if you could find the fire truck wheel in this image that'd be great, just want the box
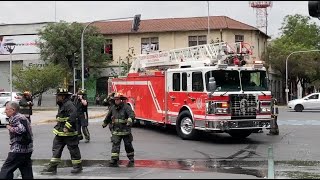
[228,129,253,139]
[176,110,197,140]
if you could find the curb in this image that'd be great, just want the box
[35,113,107,125]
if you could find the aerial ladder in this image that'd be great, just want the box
[129,42,253,73]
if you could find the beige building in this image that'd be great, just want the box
[94,16,269,68]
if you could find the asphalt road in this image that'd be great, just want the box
[1,107,320,178]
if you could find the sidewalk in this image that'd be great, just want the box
[31,106,107,125]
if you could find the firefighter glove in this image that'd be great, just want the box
[102,123,108,128]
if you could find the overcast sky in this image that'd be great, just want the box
[0,1,315,39]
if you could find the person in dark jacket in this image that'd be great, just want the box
[19,91,33,123]
[73,89,90,143]
[40,88,82,175]
[102,92,135,167]
[0,101,33,179]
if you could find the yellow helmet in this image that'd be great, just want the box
[23,91,31,96]
[78,89,87,95]
[54,88,72,95]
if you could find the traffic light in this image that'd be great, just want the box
[132,14,141,32]
[309,1,320,18]
[74,53,79,66]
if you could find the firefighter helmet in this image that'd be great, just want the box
[78,89,87,95]
[54,88,72,95]
[23,91,31,96]
[113,92,127,100]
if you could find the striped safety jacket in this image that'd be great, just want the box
[103,102,135,136]
[53,99,78,136]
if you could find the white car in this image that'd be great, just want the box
[0,92,22,106]
[288,93,320,112]
[0,106,9,126]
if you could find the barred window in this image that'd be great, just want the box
[141,37,159,54]
[235,35,244,42]
[188,35,207,47]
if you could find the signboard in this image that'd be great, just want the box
[0,35,40,54]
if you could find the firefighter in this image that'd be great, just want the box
[102,92,135,167]
[268,98,279,135]
[19,91,33,123]
[40,88,82,175]
[73,89,90,143]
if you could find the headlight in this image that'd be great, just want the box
[260,107,271,113]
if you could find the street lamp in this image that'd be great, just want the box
[285,50,320,104]
[80,14,141,90]
[207,1,210,43]
[4,42,16,101]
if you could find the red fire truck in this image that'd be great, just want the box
[108,42,278,139]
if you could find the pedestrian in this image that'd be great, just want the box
[19,91,33,123]
[0,101,33,179]
[95,94,101,106]
[102,92,135,167]
[267,98,279,135]
[40,88,82,175]
[73,89,90,143]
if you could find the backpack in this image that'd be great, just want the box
[18,119,33,145]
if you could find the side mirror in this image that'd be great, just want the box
[208,77,216,92]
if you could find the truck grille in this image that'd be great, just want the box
[230,94,257,118]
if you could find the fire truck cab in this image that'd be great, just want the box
[109,42,278,140]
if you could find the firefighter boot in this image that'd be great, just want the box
[40,164,57,175]
[109,159,119,167]
[126,159,135,167]
[71,164,83,174]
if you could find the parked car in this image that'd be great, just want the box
[0,104,9,126]
[287,93,320,112]
[0,92,22,106]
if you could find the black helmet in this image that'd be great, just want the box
[54,88,72,95]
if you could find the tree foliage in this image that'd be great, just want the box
[265,14,320,94]
[12,63,65,98]
[37,21,110,76]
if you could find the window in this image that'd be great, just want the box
[182,72,188,91]
[188,35,207,47]
[173,73,180,91]
[141,37,159,54]
[235,35,244,43]
[103,39,113,59]
[192,72,204,91]
[308,94,319,99]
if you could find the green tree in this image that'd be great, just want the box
[265,14,320,99]
[12,63,65,98]
[37,21,110,80]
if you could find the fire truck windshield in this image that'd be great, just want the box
[240,70,268,91]
[205,70,241,92]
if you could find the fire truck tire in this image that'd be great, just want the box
[294,104,304,112]
[228,130,253,139]
[176,110,197,140]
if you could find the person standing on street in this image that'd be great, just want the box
[73,89,90,143]
[40,88,82,175]
[19,91,33,123]
[0,101,33,179]
[102,92,135,167]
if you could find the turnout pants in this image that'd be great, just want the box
[48,136,82,167]
[77,114,90,140]
[0,152,33,179]
[111,134,134,161]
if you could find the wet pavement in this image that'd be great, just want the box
[1,107,320,178]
